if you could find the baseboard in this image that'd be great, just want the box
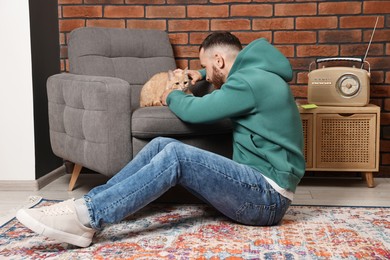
[0,166,66,191]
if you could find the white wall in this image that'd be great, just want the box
[0,1,36,180]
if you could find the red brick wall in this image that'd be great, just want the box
[58,0,390,174]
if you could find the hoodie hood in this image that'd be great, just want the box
[229,38,293,82]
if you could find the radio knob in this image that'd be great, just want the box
[336,74,360,97]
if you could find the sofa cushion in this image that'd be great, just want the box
[132,107,232,139]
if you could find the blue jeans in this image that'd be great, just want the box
[84,137,291,230]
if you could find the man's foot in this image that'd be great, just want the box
[16,198,95,247]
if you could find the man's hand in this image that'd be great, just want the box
[160,88,174,106]
[174,68,202,85]
[187,70,202,85]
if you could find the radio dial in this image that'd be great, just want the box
[336,74,360,97]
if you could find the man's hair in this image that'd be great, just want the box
[200,31,242,52]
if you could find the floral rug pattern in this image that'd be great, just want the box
[0,200,389,259]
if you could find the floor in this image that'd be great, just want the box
[1,173,389,219]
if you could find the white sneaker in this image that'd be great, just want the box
[16,199,95,247]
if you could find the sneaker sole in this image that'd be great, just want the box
[16,209,92,247]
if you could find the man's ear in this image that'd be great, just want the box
[214,53,225,69]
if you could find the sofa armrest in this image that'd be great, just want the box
[47,73,132,176]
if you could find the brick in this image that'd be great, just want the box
[381,112,390,126]
[211,0,249,3]
[168,20,209,32]
[383,124,390,140]
[86,19,125,28]
[319,30,361,43]
[175,59,189,70]
[60,46,68,59]
[169,0,206,3]
[126,0,164,3]
[387,44,390,55]
[385,98,390,111]
[296,17,338,29]
[275,3,316,16]
[58,0,82,4]
[370,98,382,108]
[370,71,384,84]
[364,1,390,14]
[146,6,185,18]
[274,31,316,44]
[387,72,390,83]
[297,72,308,84]
[230,4,272,17]
[211,19,250,31]
[366,57,390,70]
[188,5,229,18]
[289,58,312,71]
[104,6,144,18]
[127,20,166,30]
[85,0,124,3]
[59,19,85,32]
[173,46,200,58]
[319,2,361,15]
[296,45,339,57]
[380,140,390,152]
[253,18,294,30]
[63,6,102,18]
[233,32,272,44]
[341,44,383,57]
[190,32,211,44]
[290,85,307,98]
[364,29,390,42]
[341,16,384,29]
[381,153,390,164]
[60,59,66,72]
[189,59,202,70]
[275,45,295,58]
[168,33,188,44]
[371,85,390,98]
[59,33,66,45]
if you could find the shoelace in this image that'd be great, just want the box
[42,204,74,216]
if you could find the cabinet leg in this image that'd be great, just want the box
[362,172,375,188]
[68,164,82,191]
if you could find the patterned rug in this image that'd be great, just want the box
[0,200,389,259]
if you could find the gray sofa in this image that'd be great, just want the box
[47,27,232,190]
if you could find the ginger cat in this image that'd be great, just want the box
[140,68,190,107]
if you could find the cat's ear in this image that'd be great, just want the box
[168,70,174,80]
[184,67,188,74]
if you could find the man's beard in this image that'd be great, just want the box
[211,65,225,89]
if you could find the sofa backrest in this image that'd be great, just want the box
[68,27,176,85]
[68,27,177,109]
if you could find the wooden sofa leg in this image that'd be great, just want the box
[68,164,82,191]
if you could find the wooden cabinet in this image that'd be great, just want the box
[299,104,380,187]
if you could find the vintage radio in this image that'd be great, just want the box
[307,57,371,107]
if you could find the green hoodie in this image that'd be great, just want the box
[167,38,305,193]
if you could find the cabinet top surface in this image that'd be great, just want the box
[298,104,380,114]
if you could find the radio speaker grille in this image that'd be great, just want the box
[316,114,376,169]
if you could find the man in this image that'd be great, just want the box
[16,32,305,248]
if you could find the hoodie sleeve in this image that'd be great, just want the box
[167,74,256,124]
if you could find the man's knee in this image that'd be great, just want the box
[149,137,181,150]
